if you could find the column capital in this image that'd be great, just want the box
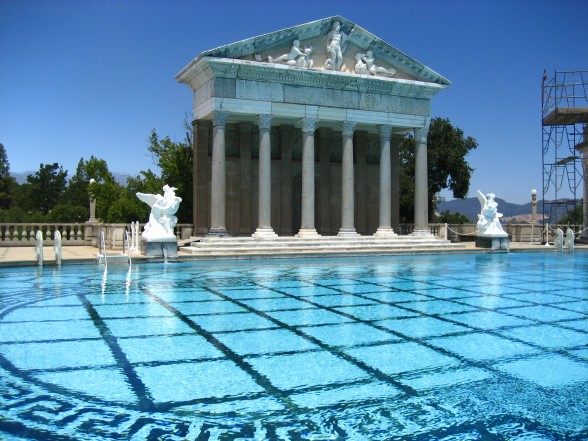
[212,111,229,127]
[341,120,356,137]
[378,124,393,140]
[414,119,430,143]
[258,114,272,131]
[297,117,318,135]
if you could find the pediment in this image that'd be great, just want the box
[183,16,450,86]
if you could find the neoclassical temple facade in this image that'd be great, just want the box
[176,16,450,238]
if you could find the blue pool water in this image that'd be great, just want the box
[0,252,587,440]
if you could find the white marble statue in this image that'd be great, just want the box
[324,21,348,71]
[136,185,182,241]
[354,51,396,77]
[476,190,508,237]
[268,40,313,67]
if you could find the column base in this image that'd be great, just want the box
[252,228,278,239]
[338,228,360,238]
[410,228,434,238]
[373,227,397,237]
[296,228,321,238]
[207,228,230,238]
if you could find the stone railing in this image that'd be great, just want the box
[398,223,445,237]
[442,223,585,243]
[0,222,194,249]
[1,222,582,248]
[0,223,86,247]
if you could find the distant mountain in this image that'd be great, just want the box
[437,197,544,222]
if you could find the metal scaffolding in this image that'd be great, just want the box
[542,69,588,223]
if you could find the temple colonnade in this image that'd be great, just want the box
[192,111,430,238]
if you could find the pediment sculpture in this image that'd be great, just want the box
[324,20,348,71]
[354,51,396,77]
[265,40,313,68]
[254,19,398,79]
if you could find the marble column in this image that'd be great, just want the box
[253,114,278,238]
[391,134,401,233]
[239,123,252,235]
[209,111,229,237]
[412,122,432,236]
[375,124,396,236]
[193,119,211,235]
[576,125,588,240]
[297,117,320,237]
[339,121,359,237]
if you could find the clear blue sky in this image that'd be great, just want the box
[1,0,586,204]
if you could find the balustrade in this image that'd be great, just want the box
[0,223,85,246]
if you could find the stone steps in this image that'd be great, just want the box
[180,235,465,256]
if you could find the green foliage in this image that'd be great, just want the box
[0,143,16,209]
[558,203,584,225]
[436,210,472,224]
[62,156,116,212]
[0,207,29,222]
[399,117,477,222]
[147,127,192,222]
[107,193,150,223]
[47,204,88,223]
[89,179,125,222]
[26,163,68,214]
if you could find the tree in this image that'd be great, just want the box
[105,170,162,223]
[559,203,584,225]
[399,117,478,222]
[62,156,116,216]
[88,179,125,222]
[0,143,16,209]
[146,127,192,223]
[436,210,472,224]
[26,163,68,214]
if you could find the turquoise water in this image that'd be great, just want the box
[0,252,587,440]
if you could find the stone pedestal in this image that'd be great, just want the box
[476,236,510,251]
[141,239,178,258]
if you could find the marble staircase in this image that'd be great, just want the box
[180,235,465,257]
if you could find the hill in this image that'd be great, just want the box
[437,197,544,222]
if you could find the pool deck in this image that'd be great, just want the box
[1,241,586,266]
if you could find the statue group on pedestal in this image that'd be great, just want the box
[136,185,182,241]
[476,190,508,238]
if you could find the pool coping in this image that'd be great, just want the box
[1,242,586,267]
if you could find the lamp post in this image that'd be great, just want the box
[85,179,99,246]
[531,189,537,224]
[530,189,539,244]
[89,179,97,222]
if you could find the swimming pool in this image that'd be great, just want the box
[0,252,587,440]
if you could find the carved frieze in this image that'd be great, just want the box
[284,85,359,109]
[236,80,284,102]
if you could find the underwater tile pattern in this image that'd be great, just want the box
[0,252,587,440]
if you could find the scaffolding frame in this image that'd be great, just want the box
[542,69,588,223]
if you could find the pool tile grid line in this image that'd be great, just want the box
[176,284,422,397]
[75,293,159,412]
[255,277,588,382]
[141,287,303,412]
[208,279,567,394]
[2,262,584,394]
